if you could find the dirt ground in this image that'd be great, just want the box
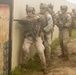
[46,39,76,75]
[25,39,76,75]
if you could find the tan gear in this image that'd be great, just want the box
[60,5,68,11]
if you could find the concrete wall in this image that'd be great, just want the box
[12,0,76,70]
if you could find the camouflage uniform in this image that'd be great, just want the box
[71,9,76,29]
[47,3,57,40]
[56,5,72,60]
[48,3,56,26]
[40,3,53,65]
[67,9,76,36]
[19,5,46,71]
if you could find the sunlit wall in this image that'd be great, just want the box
[12,0,76,70]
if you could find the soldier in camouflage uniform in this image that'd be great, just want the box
[18,5,47,73]
[71,9,76,29]
[47,3,57,40]
[56,5,72,61]
[68,9,76,36]
[39,3,53,66]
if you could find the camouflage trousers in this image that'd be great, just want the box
[43,32,52,66]
[69,27,72,37]
[72,19,76,29]
[59,28,69,56]
[21,36,46,69]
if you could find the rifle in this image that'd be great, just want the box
[14,19,22,21]
[29,21,37,41]
[14,19,38,41]
[58,14,63,29]
[14,19,29,25]
[58,14,65,28]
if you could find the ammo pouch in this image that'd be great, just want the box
[24,32,32,38]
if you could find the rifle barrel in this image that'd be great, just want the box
[13,19,22,21]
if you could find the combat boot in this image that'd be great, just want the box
[41,67,51,74]
[58,54,65,58]
[62,55,69,61]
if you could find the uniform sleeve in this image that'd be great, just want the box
[44,14,53,32]
[18,17,28,25]
[55,14,59,27]
[64,14,72,27]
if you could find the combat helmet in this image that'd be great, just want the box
[40,3,47,9]
[60,5,68,11]
[48,3,54,9]
[26,5,35,14]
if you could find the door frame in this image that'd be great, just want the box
[0,0,13,75]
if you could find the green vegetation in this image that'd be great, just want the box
[11,55,42,75]
[70,29,76,40]
[11,29,76,75]
[11,67,24,75]
[51,38,59,54]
